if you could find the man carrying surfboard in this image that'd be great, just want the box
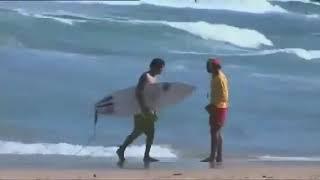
[201,58,229,163]
[116,58,165,163]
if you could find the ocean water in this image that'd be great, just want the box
[0,0,320,165]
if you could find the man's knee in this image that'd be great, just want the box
[146,136,154,145]
[146,129,154,137]
[128,130,141,139]
[210,125,222,136]
[145,129,154,144]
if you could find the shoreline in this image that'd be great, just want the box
[1,154,320,168]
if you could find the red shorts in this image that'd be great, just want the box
[209,107,228,127]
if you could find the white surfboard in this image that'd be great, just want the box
[95,82,195,120]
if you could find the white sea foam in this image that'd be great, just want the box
[0,140,177,158]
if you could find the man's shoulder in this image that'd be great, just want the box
[219,71,228,80]
[213,71,228,84]
[137,72,149,86]
[139,72,148,80]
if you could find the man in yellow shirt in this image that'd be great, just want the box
[201,58,229,163]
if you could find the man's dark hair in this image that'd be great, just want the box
[150,58,165,68]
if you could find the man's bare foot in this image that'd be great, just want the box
[143,156,159,162]
[201,156,215,162]
[116,148,125,162]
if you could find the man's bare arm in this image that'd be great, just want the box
[136,74,149,113]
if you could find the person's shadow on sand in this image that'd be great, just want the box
[117,160,125,168]
[143,161,151,169]
[209,161,223,169]
[116,160,151,169]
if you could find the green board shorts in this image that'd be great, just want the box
[134,112,158,131]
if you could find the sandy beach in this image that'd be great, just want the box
[0,164,320,180]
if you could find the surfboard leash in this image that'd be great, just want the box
[72,110,98,157]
